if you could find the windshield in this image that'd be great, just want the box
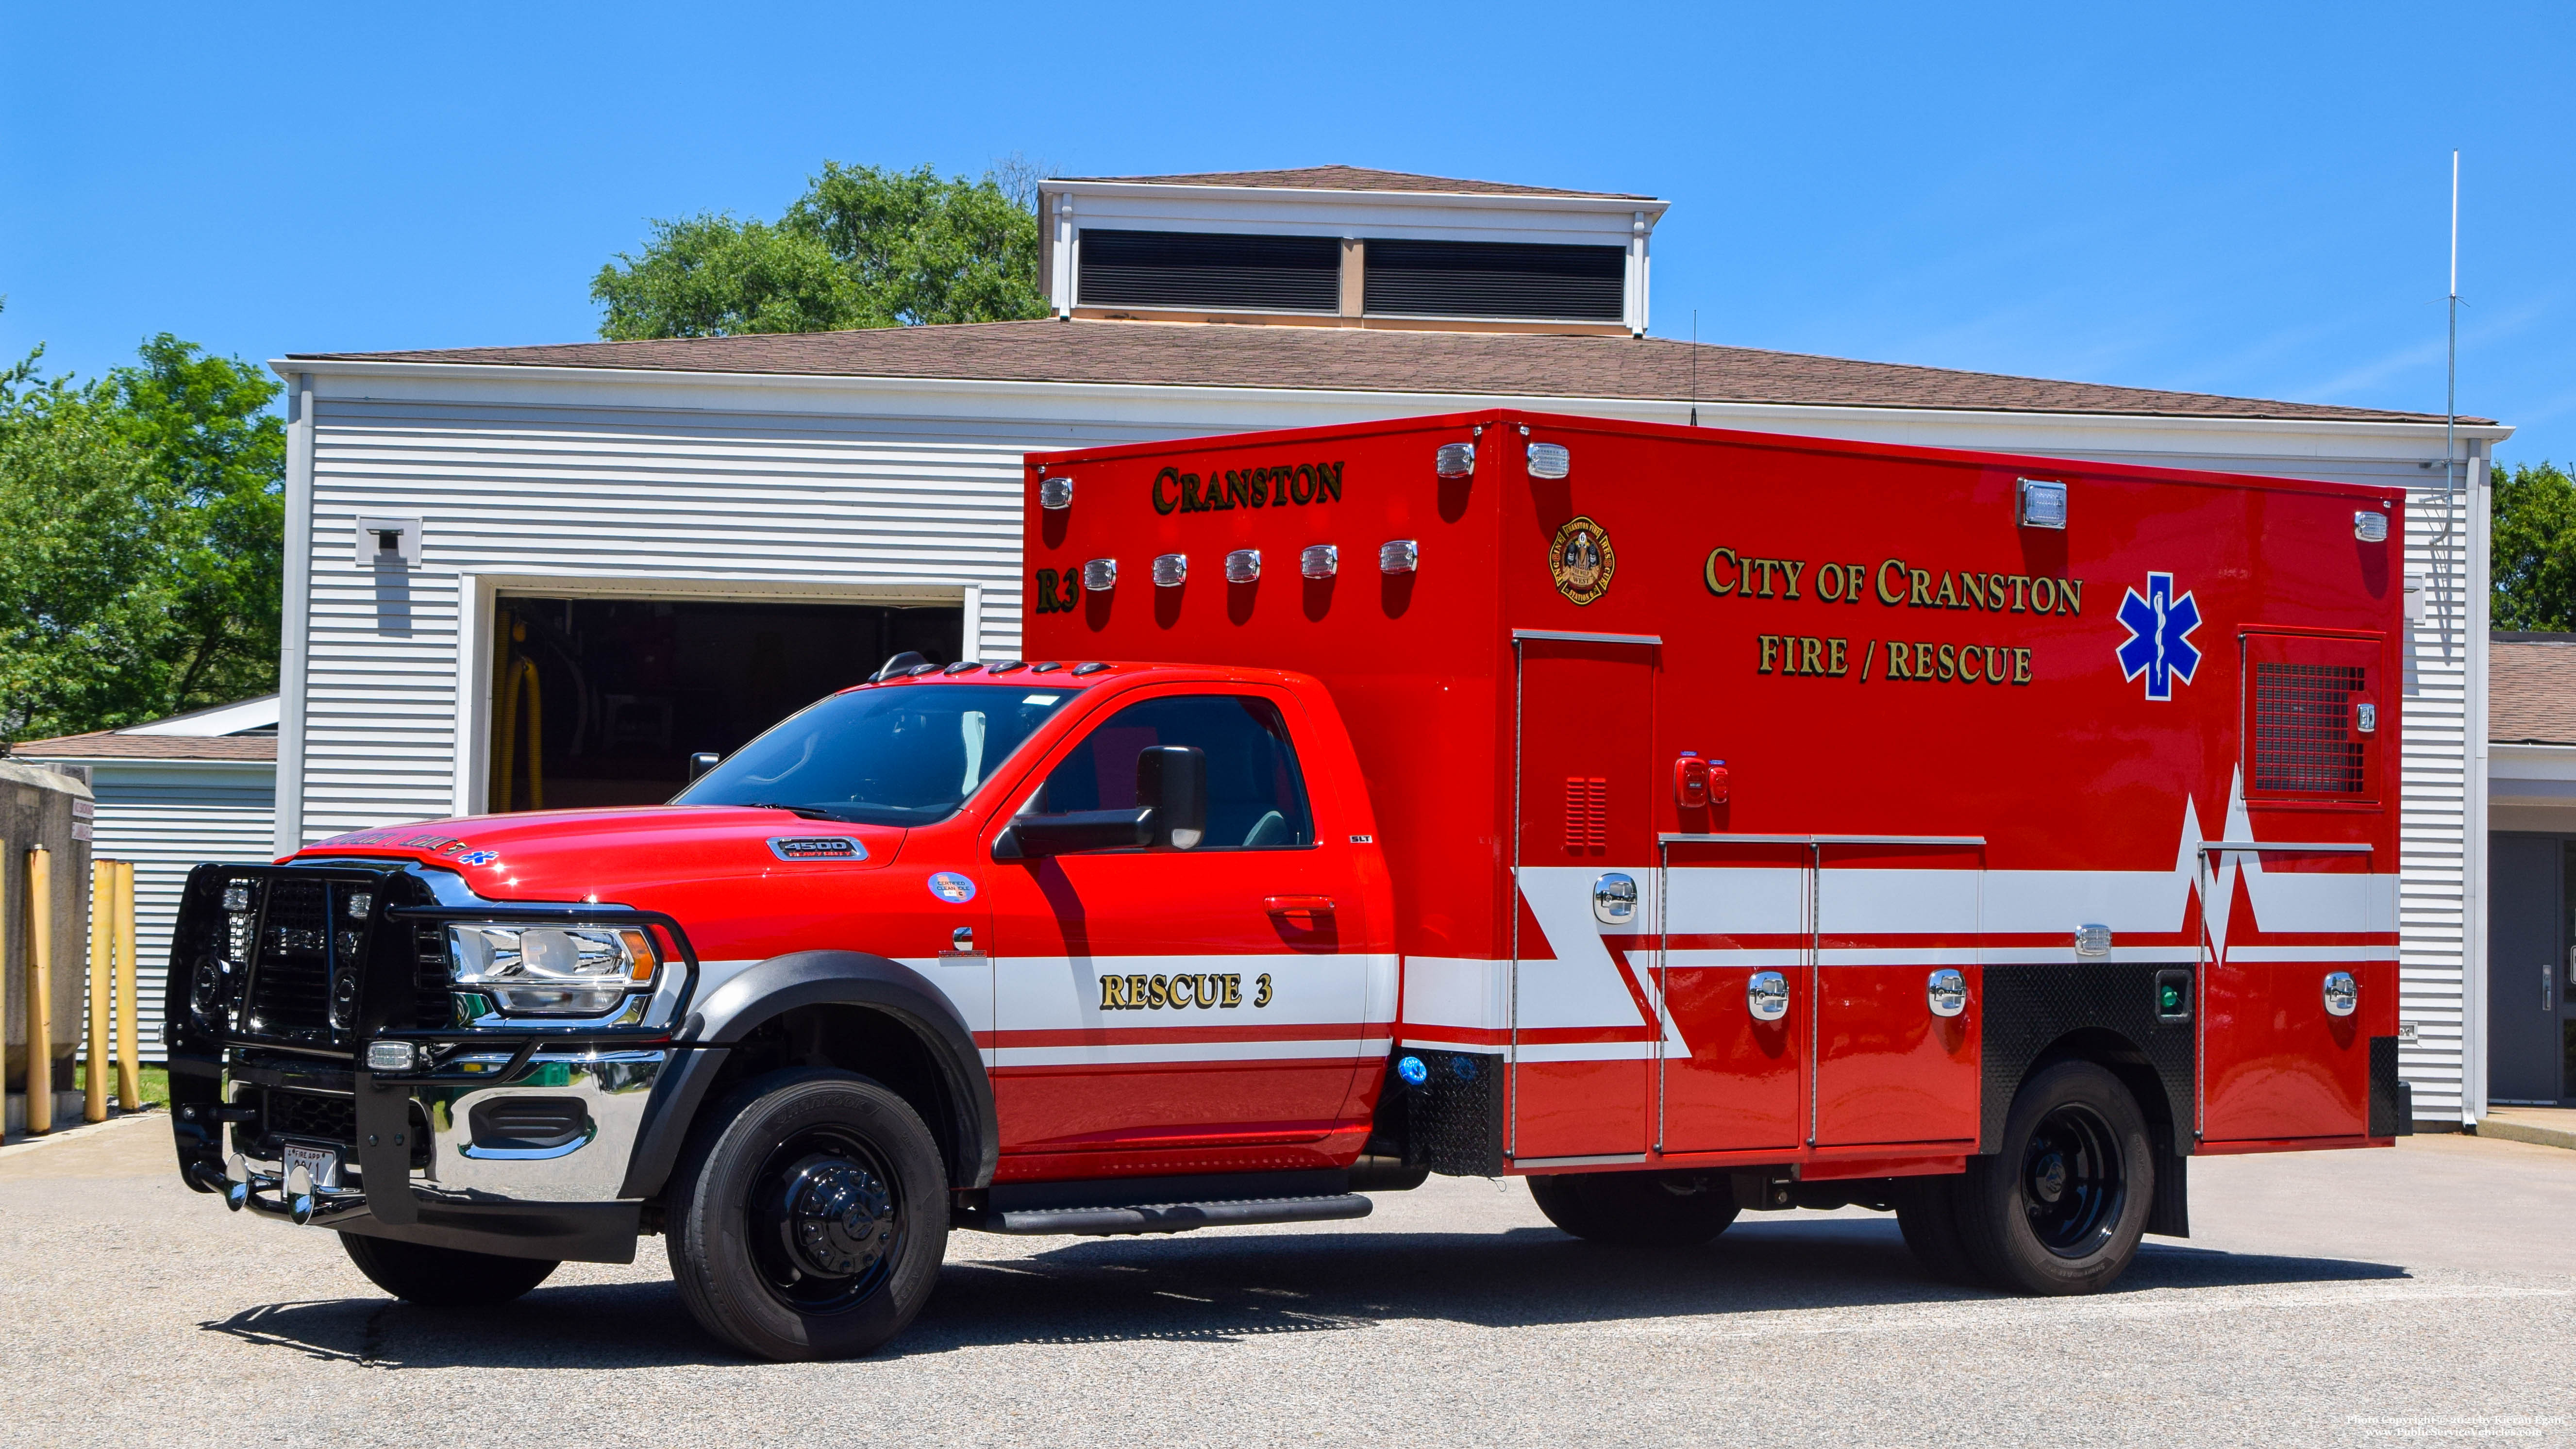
[672,683,1075,827]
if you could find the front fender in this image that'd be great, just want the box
[618,950,996,1197]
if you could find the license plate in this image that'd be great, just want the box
[282,1142,342,1192]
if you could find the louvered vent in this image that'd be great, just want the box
[2252,663,2367,795]
[1364,239,1624,321]
[1564,777,1608,852]
[1079,230,1339,313]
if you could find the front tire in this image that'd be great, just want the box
[339,1233,558,1306]
[1954,1061,2155,1295]
[1529,1170,1740,1247]
[665,1069,948,1361]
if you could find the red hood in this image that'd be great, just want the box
[295,805,905,903]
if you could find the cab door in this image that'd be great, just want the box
[1509,632,1658,1162]
[985,686,1370,1159]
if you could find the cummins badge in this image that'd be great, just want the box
[1550,516,1616,605]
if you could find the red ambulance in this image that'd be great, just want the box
[165,410,2408,1360]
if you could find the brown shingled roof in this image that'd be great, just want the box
[1058,166,1655,200]
[2493,635,2576,746]
[7,731,276,762]
[294,319,2471,425]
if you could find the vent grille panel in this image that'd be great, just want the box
[1079,230,1339,313]
[1564,777,1608,853]
[1364,239,1624,321]
[2252,662,2366,796]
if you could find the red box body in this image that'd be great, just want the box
[1026,409,2404,1171]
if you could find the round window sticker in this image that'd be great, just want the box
[927,872,977,904]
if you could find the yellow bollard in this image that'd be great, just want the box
[114,860,138,1111]
[26,847,51,1135]
[84,862,109,1122]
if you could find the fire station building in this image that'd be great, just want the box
[259,166,2505,1127]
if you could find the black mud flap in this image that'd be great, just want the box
[2369,1035,2412,1137]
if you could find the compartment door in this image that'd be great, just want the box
[1812,842,1982,1147]
[1658,838,1808,1153]
[1509,632,1659,1163]
[2202,631,2388,1142]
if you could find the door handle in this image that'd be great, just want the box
[1264,896,1335,927]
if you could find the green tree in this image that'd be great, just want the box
[0,326,283,742]
[592,160,1048,339]
[2492,460,2576,632]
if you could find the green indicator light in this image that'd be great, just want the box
[2159,983,2184,1012]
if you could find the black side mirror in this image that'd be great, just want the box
[1136,746,1206,850]
[686,751,720,782]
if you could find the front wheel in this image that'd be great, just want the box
[1953,1061,2155,1295]
[340,1233,557,1306]
[1529,1170,1740,1247]
[665,1069,948,1361]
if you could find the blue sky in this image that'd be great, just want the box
[4,2,2566,462]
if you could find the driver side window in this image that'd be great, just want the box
[1039,694,1315,850]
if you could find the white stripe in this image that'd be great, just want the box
[2222,946,2401,963]
[994,1036,1379,1068]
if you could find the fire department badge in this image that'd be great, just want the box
[1549,516,1616,605]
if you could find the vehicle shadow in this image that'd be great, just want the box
[196,1215,2408,1371]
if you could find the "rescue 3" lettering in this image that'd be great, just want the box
[1099,972,1274,1010]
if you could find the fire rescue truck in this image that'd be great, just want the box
[164,410,2409,1361]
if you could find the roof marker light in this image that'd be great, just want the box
[1436,443,1476,479]
[1030,662,1063,673]
[1225,549,1261,583]
[1301,544,1338,579]
[1380,539,1420,575]
[1039,475,1073,510]
[2017,479,2068,530]
[1082,558,1118,592]
[2354,510,2389,543]
[1152,553,1188,587]
[987,661,1028,674]
[1072,662,1110,676]
[1526,442,1570,480]
[941,661,981,675]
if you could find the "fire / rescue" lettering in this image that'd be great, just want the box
[1098,972,1275,1010]
[1153,462,1344,516]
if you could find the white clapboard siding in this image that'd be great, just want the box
[79,764,277,1063]
[285,369,2485,1117]
[298,399,1209,843]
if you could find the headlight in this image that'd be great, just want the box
[445,924,659,1016]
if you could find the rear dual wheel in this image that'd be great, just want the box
[1897,1061,2155,1295]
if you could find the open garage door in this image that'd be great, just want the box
[486,595,962,813]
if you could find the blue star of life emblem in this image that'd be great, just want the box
[2115,571,2202,701]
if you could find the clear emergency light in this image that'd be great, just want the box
[1083,558,1118,591]
[1526,442,1571,479]
[1380,540,1420,574]
[1300,544,1338,579]
[1225,549,1261,583]
[1436,443,1476,479]
[1152,553,1188,587]
[2354,510,2389,542]
[1038,474,1073,510]
[2017,479,2068,530]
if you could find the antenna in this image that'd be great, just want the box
[2441,150,2460,661]
[1690,309,1700,427]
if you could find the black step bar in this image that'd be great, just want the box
[985,1193,1372,1237]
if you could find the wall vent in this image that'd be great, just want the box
[1364,239,1624,321]
[1564,777,1608,852]
[1078,230,1339,313]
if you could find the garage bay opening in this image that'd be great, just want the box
[486,596,963,812]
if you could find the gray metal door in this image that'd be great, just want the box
[2487,834,2564,1105]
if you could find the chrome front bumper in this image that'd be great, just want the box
[229,1048,667,1216]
